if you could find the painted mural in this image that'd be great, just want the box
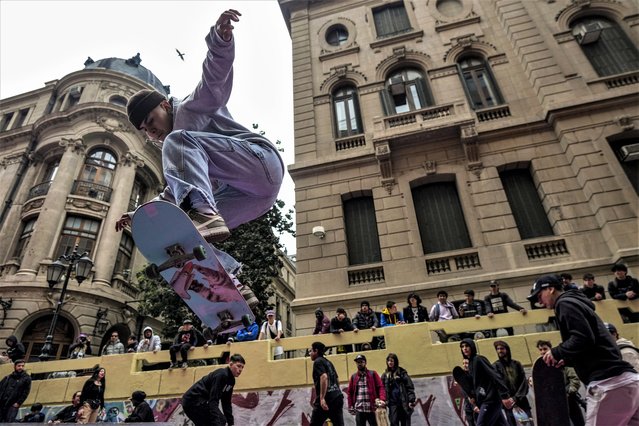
[17,373,546,425]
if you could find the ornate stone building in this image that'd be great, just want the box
[0,54,167,359]
[279,0,639,334]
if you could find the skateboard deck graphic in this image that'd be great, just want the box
[532,357,569,426]
[132,200,254,334]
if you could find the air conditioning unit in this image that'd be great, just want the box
[576,22,603,45]
[68,86,83,99]
[389,82,405,96]
[620,143,639,162]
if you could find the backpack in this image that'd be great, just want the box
[263,320,284,339]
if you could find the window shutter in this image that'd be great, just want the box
[500,169,553,239]
[344,197,382,265]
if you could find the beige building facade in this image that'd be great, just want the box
[279,0,639,333]
[0,55,168,359]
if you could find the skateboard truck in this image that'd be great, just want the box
[145,244,207,279]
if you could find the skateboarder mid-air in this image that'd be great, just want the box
[115,8,284,278]
[528,274,639,425]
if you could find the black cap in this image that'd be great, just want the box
[126,89,165,129]
[354,354,366,362]
[611,263,628,272]
[527,275,562,302]
[464,289,475,296]
[489,280,498,287]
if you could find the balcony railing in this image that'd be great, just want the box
[475,104,511,122]
[335,134,366,151]
[347,265,385,286]
[425,250,482,275]
[71,180,112,203]
[27,181,52,200]
[524,239,569,260]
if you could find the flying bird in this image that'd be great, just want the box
[176,48,185,61]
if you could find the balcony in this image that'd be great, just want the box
[26,181,52,200]
[425,250,481,275]
[71,180,112,202]
[372,101,473,142]
[347,265,385,286]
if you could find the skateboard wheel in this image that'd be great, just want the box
[241,314,252,328]
[145,263,160,279]
[193,245,206,261]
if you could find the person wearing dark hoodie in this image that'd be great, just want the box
[459,339,512,426]
[528,274,639,425]
[313,308,331,335]
[124,390,154,422]
[0,359,31,422]
[491,341,532,425]
[5,335,26,362]
[381,353,416,426]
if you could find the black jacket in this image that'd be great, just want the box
[125,400,154,422]
[492,341,530,410]
[51,404,81,423]
[0,369,31,407]
[608,275,639,300]
[330,316,354,333]
[381,361,416,413]
[182,366,236,425]
[402,305,429,323]
[81,378,105,409]
[352,310,379,329]
[483,292,523,314]
[5,335,26,362]
[460,339,510,406]
[550,289,636,384]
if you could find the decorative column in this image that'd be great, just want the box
[91,151,144,286]
[18,139,86,275]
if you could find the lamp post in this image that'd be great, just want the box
[39,245,93,361]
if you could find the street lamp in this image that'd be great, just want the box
[39,245,93,361]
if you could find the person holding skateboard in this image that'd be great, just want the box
[528,274,639,425]
[116,8,284,277]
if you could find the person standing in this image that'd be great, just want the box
[347,354,386,425]
[309,341,344,426]
[528,274,639,425]
[0,359,32,423]
[136,326,162,353]
[48,390,82,423]
[116,8,284,285]
[78,367,106,424]
[259,309,284,360]
[491,341,532,425]
[124,390,154,423]
[459,339,512,426]
[535,340,585,426]
[483,280,527,336]
[381,353,416,426]
[182,354,245,426]
[101,331,125,356]
[608,263,639,301]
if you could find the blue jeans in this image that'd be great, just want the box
[162,130,284,273]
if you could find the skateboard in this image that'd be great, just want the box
[375,399,390,426]
[132,200,254,334]
[452,366,474,397]
[512,406,534,425]
[532,357,569,426]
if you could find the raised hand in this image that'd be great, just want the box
[115,212,132,231]
[216,9,241,42]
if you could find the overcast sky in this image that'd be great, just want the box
[0,0,297,254]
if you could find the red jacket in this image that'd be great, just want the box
[347,369,386,410]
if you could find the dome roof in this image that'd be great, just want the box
[84,53,170,95]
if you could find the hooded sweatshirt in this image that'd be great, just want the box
[550,289,636,384]
[491,341,530,409]
[136,326,162,353]
[5,335,25,362]
[460,338,510,406]
[381,354,416,412]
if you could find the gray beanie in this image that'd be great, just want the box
[126,89,165,129]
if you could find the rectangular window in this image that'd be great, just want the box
[55,216,100,259]
[373,2,411,38]
[14,218,37,260]
[0,112,14,131]
[113,233,134,276]
[344,196,382,265]
[13,108,30,128]
[413,181,471,254]
[500,169,553,239]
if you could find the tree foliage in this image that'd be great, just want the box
[137,125,294,338]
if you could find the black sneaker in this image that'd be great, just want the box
[188,210,230,243]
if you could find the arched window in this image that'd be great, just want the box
[571,17,639,77]
[380,68,433,115]
[333,86,363,138]
[458,56,503,109]
[326,25,349,46]
[109,95,128,107]
[81,149,117,187]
